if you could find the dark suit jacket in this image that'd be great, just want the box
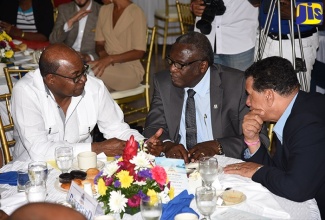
[49,0,101,59]
[0,0,54,39]
[248,91,325,218]
[143,64,269,159]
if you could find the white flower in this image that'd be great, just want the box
[130,151,152,170]
[109,190,128,213]
[103,160,119,177]
[159,187,171,204]
[134,181,147,186]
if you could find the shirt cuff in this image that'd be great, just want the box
[243,147,258,159]
[63,22,72,32]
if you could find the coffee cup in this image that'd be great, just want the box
[77,151,97,170]
[174,213,199,220]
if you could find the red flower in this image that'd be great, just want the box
[123,135,138,162]
[151,166,167,185]
[127,194,141,208]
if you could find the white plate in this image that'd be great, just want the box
[54,178,68,193]
[71,160,105,171]
[217,190,246,207]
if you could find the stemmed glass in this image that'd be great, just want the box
[140,194,162,220]
[195,186,217,220]
[55,146,73,173]
[198,157,218,189]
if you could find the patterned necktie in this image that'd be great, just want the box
[185,89,197,149]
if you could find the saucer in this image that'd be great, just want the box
[71,160,105,171]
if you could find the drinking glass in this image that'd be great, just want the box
[140,194,162,220]
[25,180,47,202]
[28,161,48,184]
[195,186,217,220]
[198,157,218,189]
[55,146,73,173]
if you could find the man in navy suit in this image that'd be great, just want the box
[224,56,325,218]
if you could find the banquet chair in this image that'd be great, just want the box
[110,26,156,125]
[176,1,195,35]
[0,68,29,164]
[154,0,182,59]
[268,122,275,152]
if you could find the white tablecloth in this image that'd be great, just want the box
[0,156,321,220]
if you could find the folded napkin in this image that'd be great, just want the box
[0,192,27,215]
[219,175,290,219]
[0,171,18,186]
[161,190,198,220]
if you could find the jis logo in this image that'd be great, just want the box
[296,3,323,25]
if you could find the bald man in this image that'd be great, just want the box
[11,43,162,161]
[8,202,86,220]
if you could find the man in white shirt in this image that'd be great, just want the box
[11,43,160,161]
[191,0,258,71]
[49,0,101,62]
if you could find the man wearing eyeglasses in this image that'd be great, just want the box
[11,43,160,161]
[143,32,269,163]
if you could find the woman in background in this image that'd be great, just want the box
[0,0,54,41]
[89,0,147,91]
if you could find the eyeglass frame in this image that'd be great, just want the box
[49,64,89,83]
[166,55,203,70]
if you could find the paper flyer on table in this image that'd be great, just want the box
[155,157,188,196]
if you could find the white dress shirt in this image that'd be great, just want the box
[194,0,258,54]
[11,69,143,161]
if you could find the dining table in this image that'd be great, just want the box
[0,155,321,220]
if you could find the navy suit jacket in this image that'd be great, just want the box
[248,91,325,218]
[143,64,269,159]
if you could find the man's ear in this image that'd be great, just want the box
[199,61,209,74]
[43,74,54,85]
[265,89,274,106]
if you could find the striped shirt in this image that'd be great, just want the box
[16,7,37,33]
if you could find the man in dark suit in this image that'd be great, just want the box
[224,56,325,218]
[49,0,101,62]
[143,32,269,163]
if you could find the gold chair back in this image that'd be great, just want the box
[112,26,156,124]
[0,67,29,164]
[154,0,182,59]
[268,122,275,152]
[176,1,195,34]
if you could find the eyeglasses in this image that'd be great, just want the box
[50,64,89,83]
[166,55,202,70]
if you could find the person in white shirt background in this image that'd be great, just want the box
[49,0,101,62]
[191,0,258,71]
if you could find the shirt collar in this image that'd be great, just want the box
[273,93,298,144]
[185,67,210,96]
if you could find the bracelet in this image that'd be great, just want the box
[21,31,25,38]
[244,139,260,146]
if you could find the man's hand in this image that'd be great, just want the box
[247,0,261,7]
[279,0,296,20]
[188,140,220,162]
[243,109,264,142]
[224,162,263,178]
[146,128,164,156]
[191,0,206,17]
[164,141,190,163]
[92,138,126,156]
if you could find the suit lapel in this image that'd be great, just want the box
[210,65,223,139]
[170,85,184,143]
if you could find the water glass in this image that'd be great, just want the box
[55,146,73,173]
[140,194,162,220]
[17,169,29,192]
[195,186,217,220]
[25,180,47,202]
[28,161,48,184]
[198,157,218,189]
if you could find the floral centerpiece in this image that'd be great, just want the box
[0,30,14,63]
[95,136,174,218]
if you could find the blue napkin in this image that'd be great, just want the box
[161,190,199,220]
[0,171,18,186]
